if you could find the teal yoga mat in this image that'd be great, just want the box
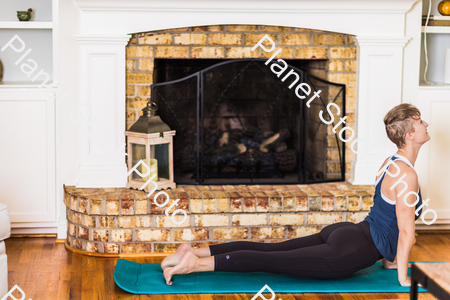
[114,259,437,294]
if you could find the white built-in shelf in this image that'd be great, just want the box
[0,21,53,29]
[421,26,450,33]
[0,81,54,88]
[419,82,450,89]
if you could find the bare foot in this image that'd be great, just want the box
[163,251,199,285]
[382,258,412,269]
[161,243,192,271]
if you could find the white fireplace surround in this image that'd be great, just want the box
[68,0,422,187]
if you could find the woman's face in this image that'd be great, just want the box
[411,117,430,144]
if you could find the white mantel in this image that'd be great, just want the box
[74,0,416,36]
[67,0,422,187]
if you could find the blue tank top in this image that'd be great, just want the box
[364,154,423,262]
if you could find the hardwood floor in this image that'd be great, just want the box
[5,233,450,299]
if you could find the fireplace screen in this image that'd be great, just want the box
[151,59,346,184]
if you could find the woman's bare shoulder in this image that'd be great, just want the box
[375,156,393,181]
[376,156,417,181]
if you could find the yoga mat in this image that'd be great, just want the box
[114,259,439,294]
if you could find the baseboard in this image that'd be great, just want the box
[64,241,172,258]
[416,230,450,234]
[10,233,57,238]
[415,223,450,231]
[57,222,67,239]
[11,227,58,234]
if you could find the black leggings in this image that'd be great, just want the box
[209,221,383,279]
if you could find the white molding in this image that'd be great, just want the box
[354,36,411,47]
[75,35,129,188]
[421,26,450,34]
[349,35,410,185]
[419,83,450,89]
[75,34,132,44]
[74,1,415,36]
[77,164,127,187]
[0,82,56,89]
[0,21,53,29]
[74,0,417,14]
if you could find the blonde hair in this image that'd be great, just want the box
[384,103,421,148]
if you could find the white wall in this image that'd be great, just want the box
[55,0,82,237]
[0,30,53,82]
[58,0,81,187]
[404,0,424,109]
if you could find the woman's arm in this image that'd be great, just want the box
[394,167,419,286]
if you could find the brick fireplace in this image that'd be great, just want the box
[125,25,356,183]
[64,0,417,243]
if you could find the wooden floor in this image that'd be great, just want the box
[5,233,450,300]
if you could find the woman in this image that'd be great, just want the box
[161,103,430,287]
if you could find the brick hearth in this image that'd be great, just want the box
[64,182,374,254]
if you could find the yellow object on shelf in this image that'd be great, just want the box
[141,158,158,182]
[438,0,450,16]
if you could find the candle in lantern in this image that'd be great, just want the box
[141,158,158,182]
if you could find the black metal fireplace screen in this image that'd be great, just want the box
[151,58,346,184]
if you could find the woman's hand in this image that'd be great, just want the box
[399,276,412,286]
[399,276,422,287]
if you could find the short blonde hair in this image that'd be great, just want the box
[384,103,421,148]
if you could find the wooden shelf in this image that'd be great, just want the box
[419,82,450,89]
[0,81,54,88]
[0,21,53,29]
[421,26,450,33]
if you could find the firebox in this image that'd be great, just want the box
[151,58,346,185]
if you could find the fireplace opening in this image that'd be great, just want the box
[151,58,346,185]
[153,59,328,84]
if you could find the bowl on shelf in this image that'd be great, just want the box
[16,8,33,21]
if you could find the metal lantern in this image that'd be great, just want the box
[125,101,176,191]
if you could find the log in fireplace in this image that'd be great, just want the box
[151,58,346,185]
